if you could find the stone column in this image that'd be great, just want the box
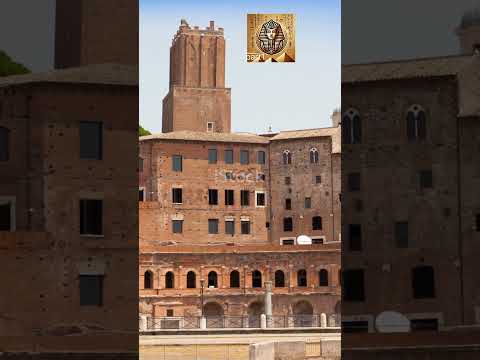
[264,281,273,316]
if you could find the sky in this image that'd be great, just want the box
[140,0,341,134]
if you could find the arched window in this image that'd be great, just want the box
[165,271,175,289]
[187,271,196,288]
[230,270,240,288]
[319,269,329,286]
[274,270,285,288]
[252,270,262,288]
[310,148,319,164]
[297,269,307,287]
[0,127,10,162]
[342,109,361,144]
[407,105,426,141]
[144,270,153,289]
[208,271,218,288]
[282,150,292,165]
[412,265,435,299]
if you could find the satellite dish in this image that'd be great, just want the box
[376,311,410,333]
[296,235,312,245]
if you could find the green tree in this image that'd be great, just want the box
[139,125,151,137]
[0,50,30,77]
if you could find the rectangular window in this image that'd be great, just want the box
[282,239,295,245]
[285,176,291,185]
[225,220,235,235]
[208,149,217,164]
[342,269,365,302]
[312,237,324,245]
[283,217,293,232]
[0,201,12,231]
[305,197,311,209]
[80,121,102,160]
[348,172,361,191]
[225,190,234,205]
[395,221,409,248]
[208,219,219,234]
[285,198,292,210]
[419,170,433,189]
[208,189,218,205]
[172,155,182,172]
[256,192,266,207]
[349,224,362,251]
[79,275,103,306]
[312,216,322,230]
[139,188,145,202]
[80,199,103,235]
[411,319,438,332]
[0,127,9,161]
[172,220,183,233]
[315,175,321,184]
[241,220,251,234]
[240,150,249,165]
[225,149,234,164]
[207,122,214,132]
[172,188,182,204]
[241,190,250,206]
[342,321,369,333]
[257,150,266,164]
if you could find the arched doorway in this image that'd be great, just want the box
[203,302,224,328]
[292,300,314,327]
[247,301,264,328]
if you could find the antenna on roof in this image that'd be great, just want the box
[268,125,272,133]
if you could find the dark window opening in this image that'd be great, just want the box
[172,220,183,234]
[0,127,10,161]
[241,190,250,206]
[240,150,249,164]
[310,149,319,163]
[208,149,217,164]
[166,309,174,317]
[230,270,240,288]
[0,202,12,231]
[297,269,307,287]
[312,216,322,230]
[256,192,265,206]
[412,266,435,299]
[342,269,365,302]
[342,321,369,333]
[285,176,291,185]
[172,188,182,204]
[225,220,235,235]
[80,199,102,235]
[284,217,293,232]
[165,271,175,289]
[80,121,102,160]
[172,155,182,171]
[312,238,324,244]
[208,271,218,288]
[285,198,292,210]
[407,109,427,141]
[241,220,251,234]
[275,270,285,287]
[319,269,329,286]
[282,239,294,245]
[187,271,196,288]
[139,188,145,201]
[208,219,219,234]
[144,271,153,289]
[225,190,234,206]
[315,175,321,184]
[79,275,103,306]
[395,221,409,248]
[252,270,262,288]
[225,149,234,164]
[305,197,311,209]
[411,318,438,332]
[208,189,218,205]
[257,151,266,164]
[283,151,292,165]
[349,224,362,251]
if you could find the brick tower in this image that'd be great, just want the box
[162,20,231,133]
[54,0,139,69]
[456,8,480,55]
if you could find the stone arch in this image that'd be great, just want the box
[144,270,153,289]
[203,301,224,328]
[292,300,314,327]
[252,270,262,288]
[247,301,264,328]
[274,270,285,287]
[186,271,196,288]
[208,271,218,288]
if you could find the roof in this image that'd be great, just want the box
[0,63,138,87]
[342,55,472,83]
[140,130,270,144]
[140,126,342,153]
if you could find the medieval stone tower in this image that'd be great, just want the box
[54,0,139,69]
[162,20,231,133]
[456,8,480,54]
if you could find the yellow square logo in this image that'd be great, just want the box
[247,14,296,62]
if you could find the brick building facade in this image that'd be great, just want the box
[139,20,341,322]
[341,9,480,338]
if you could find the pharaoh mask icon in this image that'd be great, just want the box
[247,14,295,62]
